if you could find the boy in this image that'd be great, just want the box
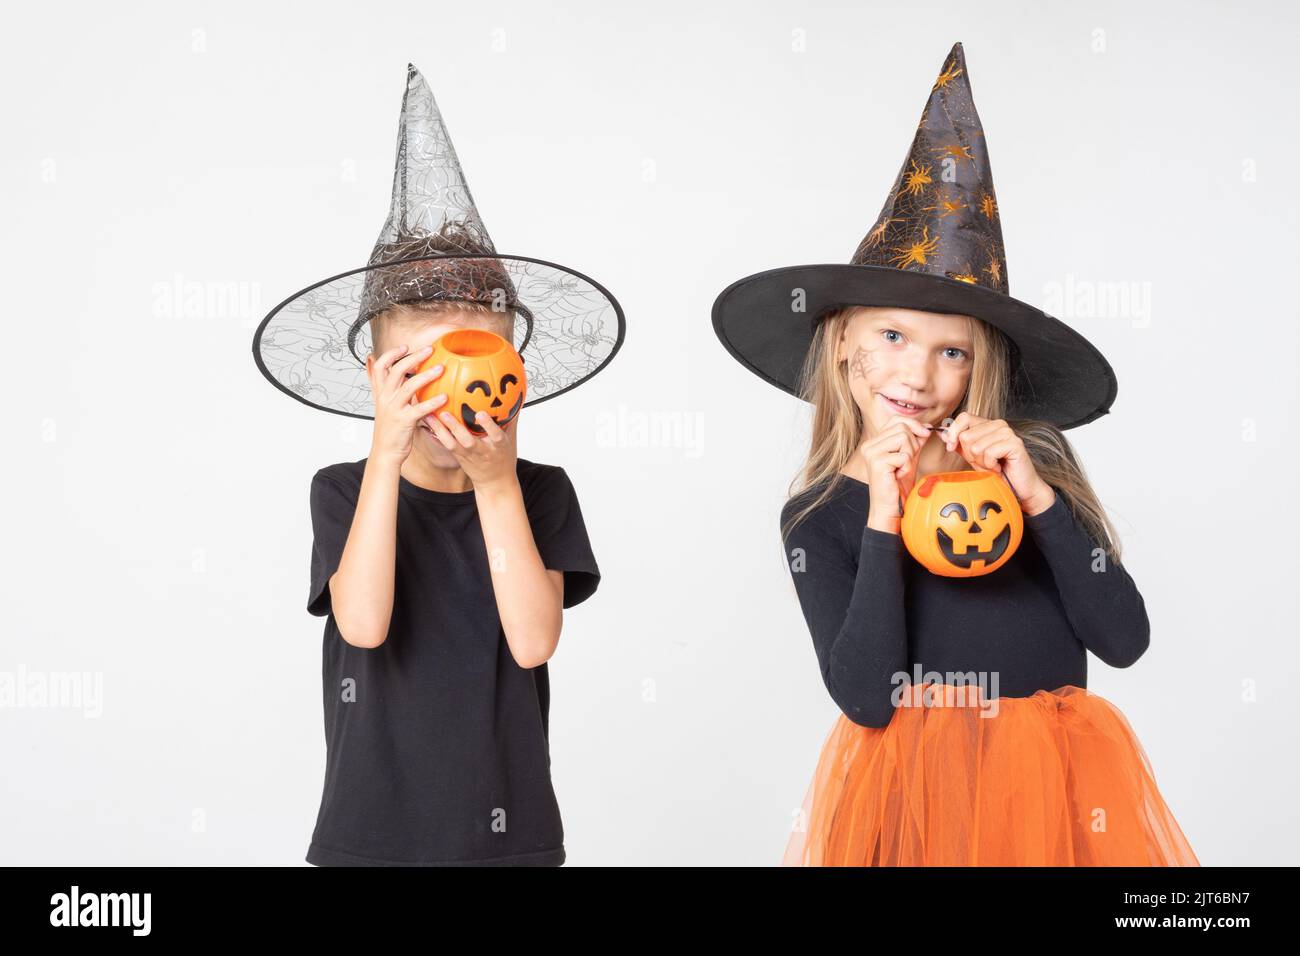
[252,65,625,865]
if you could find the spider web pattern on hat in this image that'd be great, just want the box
[252,63,624,419]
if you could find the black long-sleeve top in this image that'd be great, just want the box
[780,474,1150,728]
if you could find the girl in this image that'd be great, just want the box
[775,303,1198,865]
[711,42,1199,866]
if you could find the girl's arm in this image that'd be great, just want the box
[783,506,909,729]
[1023,490,1150,667]
[938,414,1149,668]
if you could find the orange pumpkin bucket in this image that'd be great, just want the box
[413,329,527,436]
[900,470,1023,577]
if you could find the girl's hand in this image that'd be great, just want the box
[939,412,1056,515]
[425,402,520,491]
[368,344,450,465]
[861,415,933,534]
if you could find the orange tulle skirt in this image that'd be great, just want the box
[783,684,1199,866]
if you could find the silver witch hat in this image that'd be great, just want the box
[253,64,625,419]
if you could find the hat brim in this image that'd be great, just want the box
[253,254,625,420]
[711,264,1116,430]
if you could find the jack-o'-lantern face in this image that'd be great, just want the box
[900,470,1023,577]
[414,328,528,436]
[461,371,523,434]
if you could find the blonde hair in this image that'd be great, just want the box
[780,305,1126,566]
[368,299,516,356]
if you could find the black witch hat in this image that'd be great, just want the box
[711,43,1116,429]
[253,64,626,420]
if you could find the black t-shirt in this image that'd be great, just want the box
[780,474,1150,728]
[304,456,600,866]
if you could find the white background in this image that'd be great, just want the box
[3,0,1297,865]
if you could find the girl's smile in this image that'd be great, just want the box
[878,393,930,417]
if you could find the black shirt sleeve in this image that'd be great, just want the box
[523,466,600,609]
[307,471,359,618]
[781,496,910,729]
[1022,490,1150,668]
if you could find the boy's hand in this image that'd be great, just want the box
[368,344,449,465]
[426,403,519,490]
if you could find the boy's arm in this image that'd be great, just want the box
[327,454,403,649]
[475,474,564,669]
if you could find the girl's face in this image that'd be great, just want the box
[833,305,974,437]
